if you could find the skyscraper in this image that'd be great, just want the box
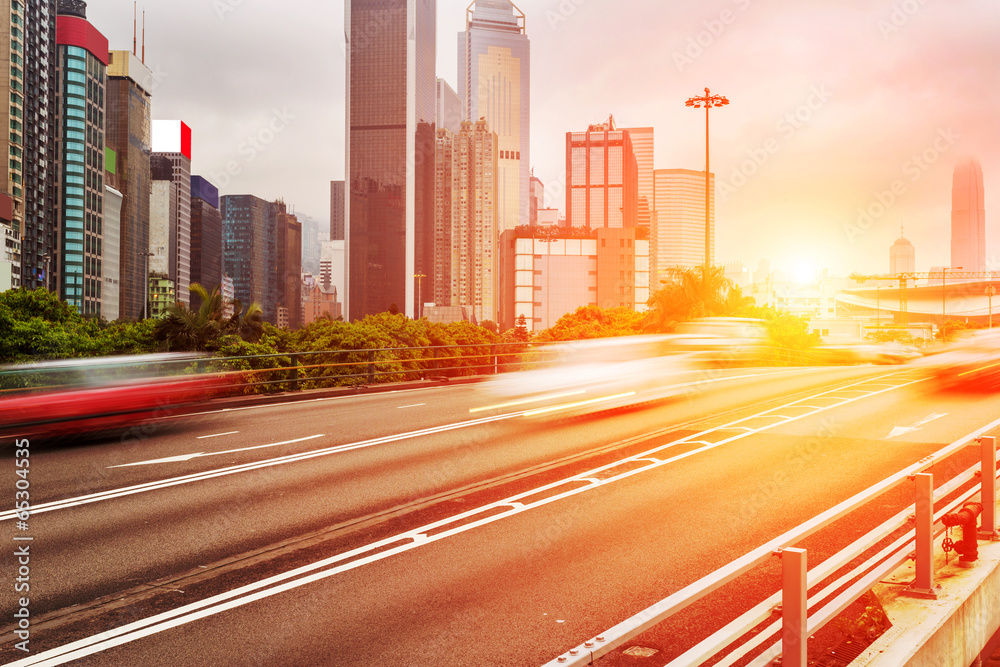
[106,49,152,320]
[951,157,986,271]
[890,229,914,276]
[190,175,223,310]
[152,120,192,306]
[346,0,436,320]
[220,194,279,323]
[434,119,499,323]
[459,0,529,232]
[623,127,654,232]
[276,206,302,329]
[654,168,715,272]
[566,117,639,229]
[54,0,107,317]
[12,0,58,292]
[436,77,461,135]
[529,171,543,227]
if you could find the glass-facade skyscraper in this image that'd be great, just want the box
[951,157,986,272]
[346,0,436,321]
[54,0,107,317]
[459,0,529,233]
[220,194,279,323]
[566,117,639,230]
[654,168,715,272]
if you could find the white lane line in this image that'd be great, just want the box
[4,372,937,667]
[886,413,949,439]
[108,435,326,467]
[397,403,426,409]
[0,414,522,522]
[0,367,820,523]
[196,431,239,440]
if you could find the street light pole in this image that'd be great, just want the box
[686,87,729,271]
[414,273,426,320]
[141,251,154,320]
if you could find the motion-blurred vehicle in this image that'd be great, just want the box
[0,353,233,439]
[475,335,698,418]
[665,317,771,365]
[814,341,922,365]
[914,329,1000,389]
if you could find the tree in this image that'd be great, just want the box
[644,265,747,333]
[534,306,644,342]
[154,283,265,352]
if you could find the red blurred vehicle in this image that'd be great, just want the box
[0,354,233,440]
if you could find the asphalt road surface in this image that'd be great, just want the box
[2,363,998,666]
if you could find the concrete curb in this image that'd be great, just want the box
[857,504,1000,666]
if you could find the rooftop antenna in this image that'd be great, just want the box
[142,9,146,63]
[132,2,137,56]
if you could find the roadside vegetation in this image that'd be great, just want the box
[0,267,817,369]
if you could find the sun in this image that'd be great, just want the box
[792,261,816,284]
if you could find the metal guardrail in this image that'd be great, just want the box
[543,427,1000,666]
[0,341,835,397]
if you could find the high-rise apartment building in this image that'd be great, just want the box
[276,205,302,329]
[434,119,499,323]
[433,128,454,308]
[566,117,639,230]
[106,49,152,320]
[951,157,986,271]
[459,0,529,232]
[346,0,436,320]
[10,0,57,291]
[152,120,192,307]
[190,175,222,309]
[54,0,107,316]
[330,180,344,241]
[653,168,715,272]
[220,194,279,322]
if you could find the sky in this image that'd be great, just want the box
[87,0,1000,279]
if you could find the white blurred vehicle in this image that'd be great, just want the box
[814,341,922,365]
[665,317,771,364]
[474,335,698,418]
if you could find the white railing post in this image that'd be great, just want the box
[980,436,998,540]
[904,473,938,599]
[781,547,808,667]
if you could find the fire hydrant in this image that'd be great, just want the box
[941,502,983,568]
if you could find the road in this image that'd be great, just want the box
[2,363,998,666]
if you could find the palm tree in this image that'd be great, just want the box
[154,284,264,351]
[644,265,739,332]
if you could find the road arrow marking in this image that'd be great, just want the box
[108,435,325,468]
[886,413,948,439]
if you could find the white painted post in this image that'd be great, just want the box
[904,473,938,599]
[782,547,808,667]
[981,436,998,540]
